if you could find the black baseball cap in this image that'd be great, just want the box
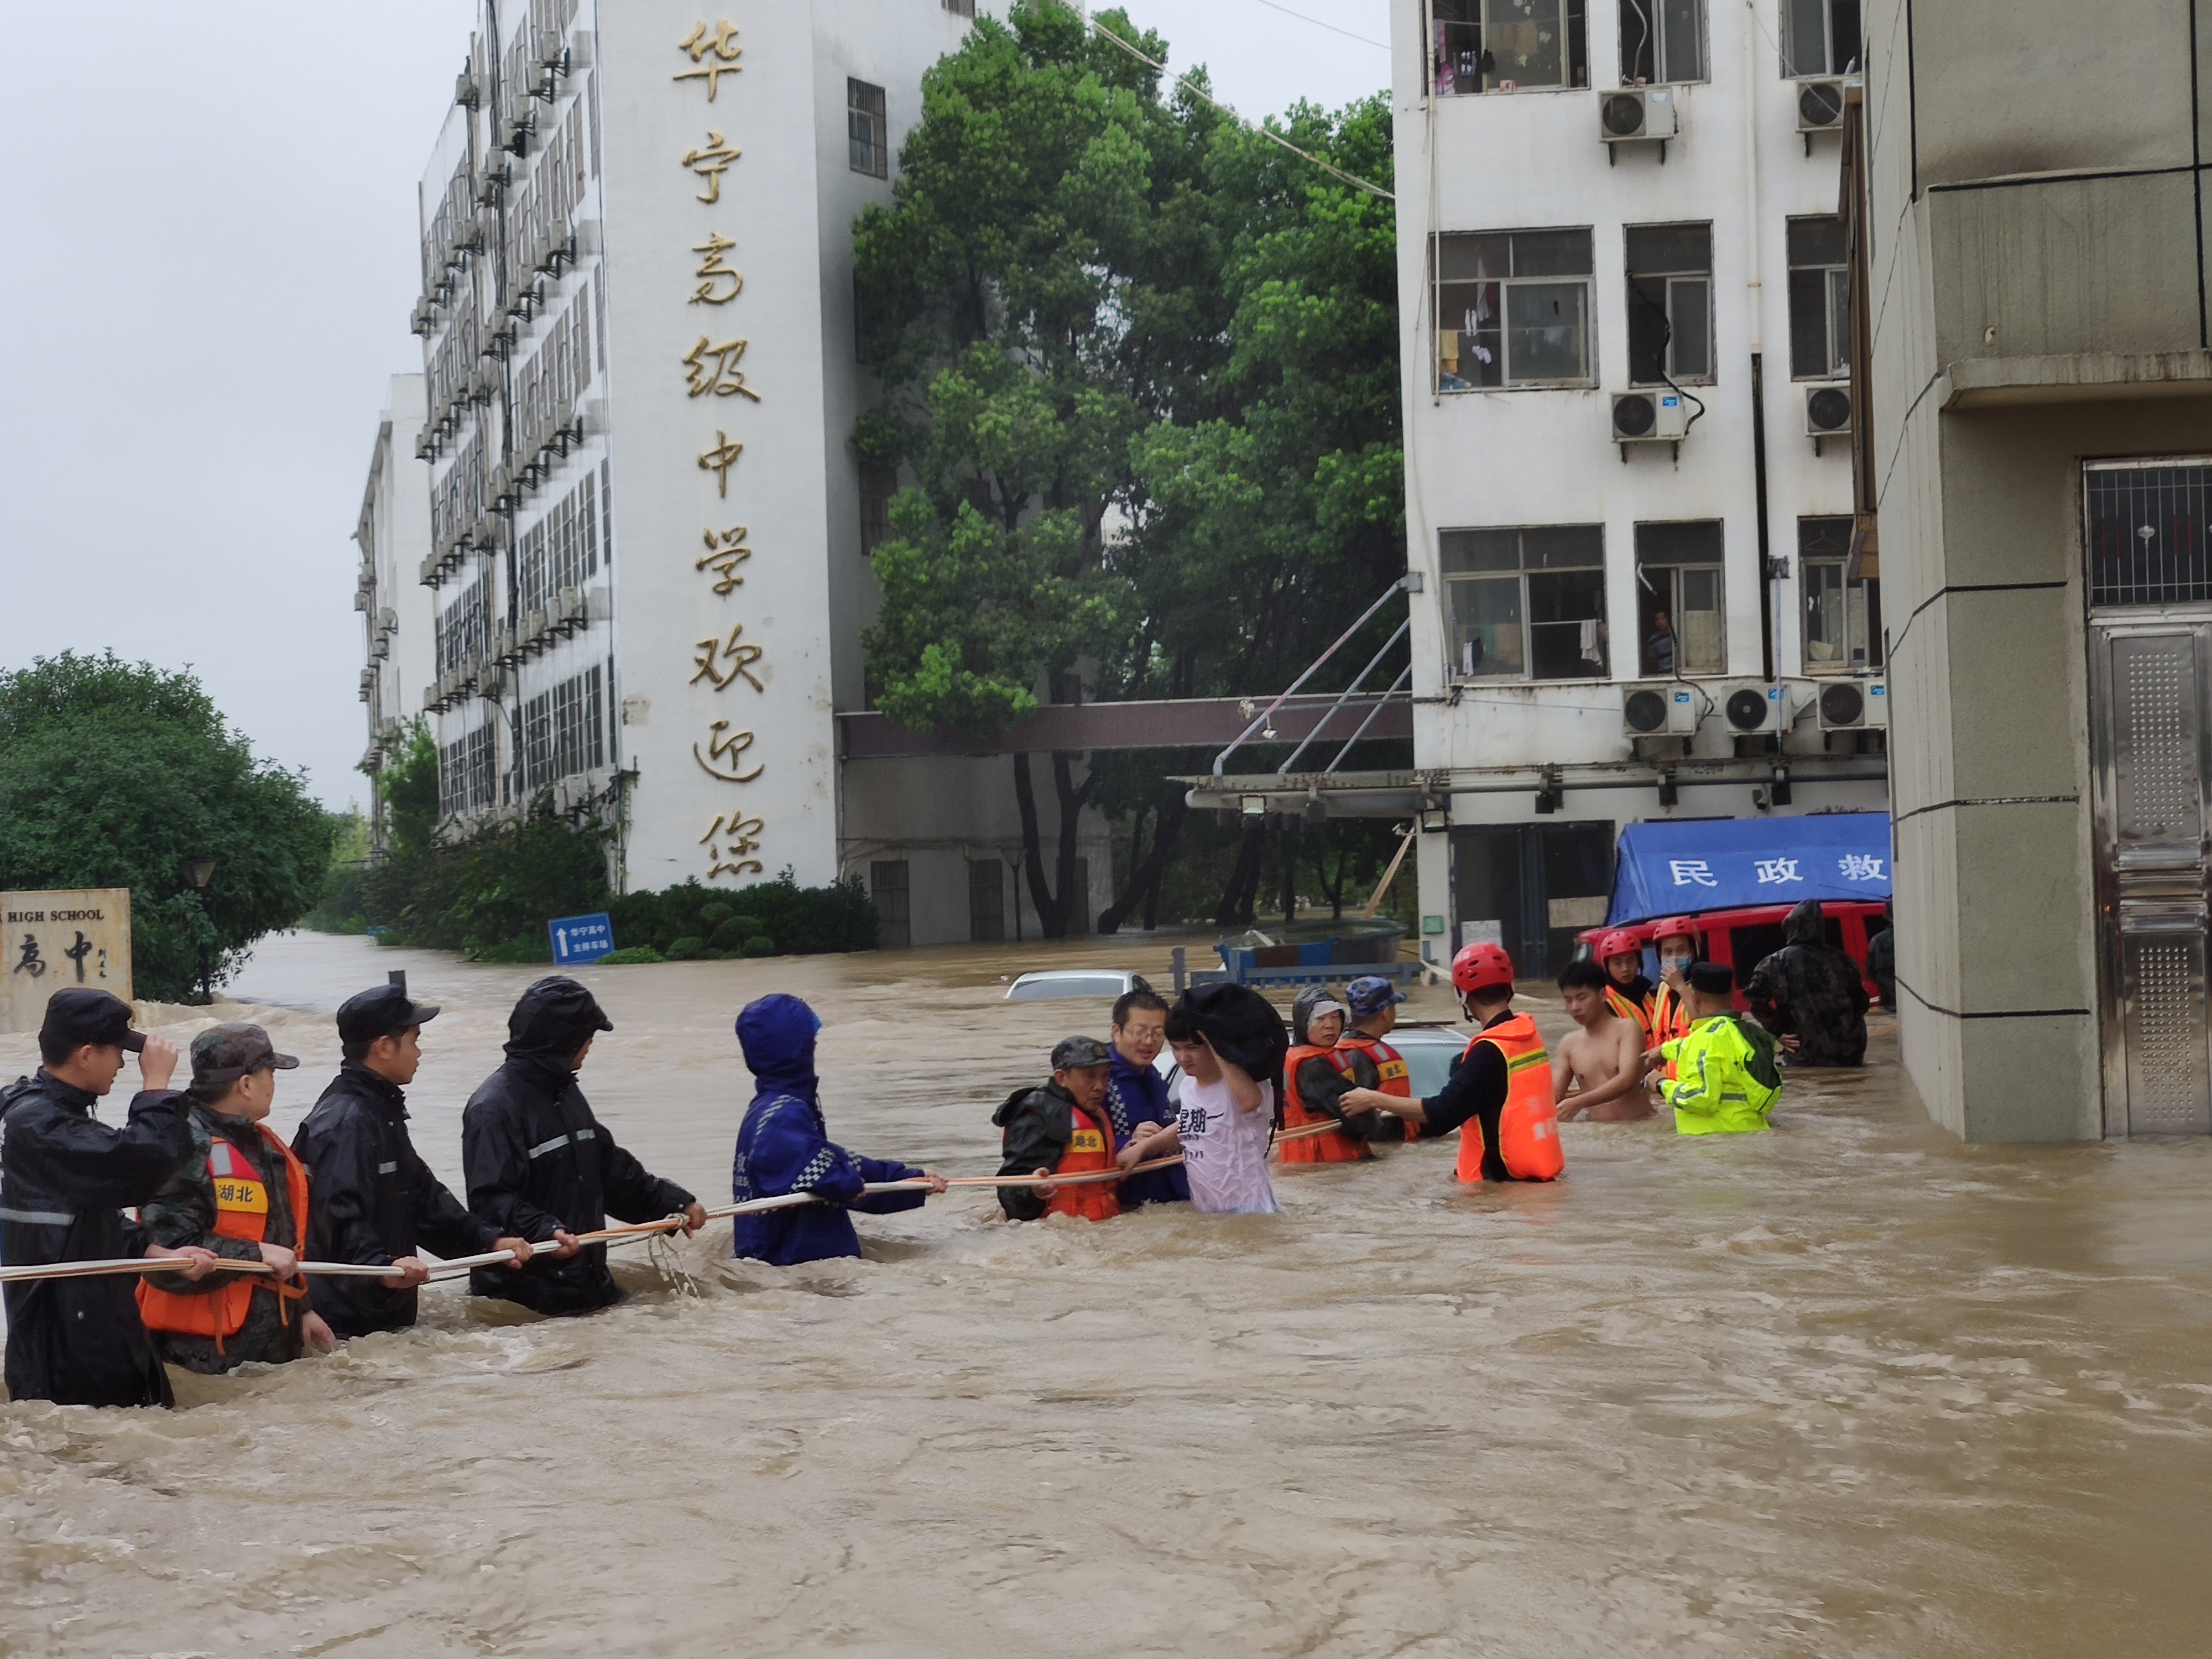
[1050,1035,1113,1071]
[337,983,442,1046]
[190,1024,301,1089]
[40,988,145,1054]
[1688,962,1735,995]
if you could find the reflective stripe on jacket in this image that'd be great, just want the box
[1458,1014,1564,1182]
[1658,1014,1781,1134]
[1605,985,1652,1040]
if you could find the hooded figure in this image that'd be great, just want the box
[731,994,931,1266]
[461,978,697,1315]
[1745,899,1870,1067]
[1864,900,1896,1011]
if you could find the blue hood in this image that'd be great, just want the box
[737,993,820,1106]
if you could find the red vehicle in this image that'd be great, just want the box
[1575,901,1889,1010]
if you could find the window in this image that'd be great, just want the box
[1619,0,1705,82]
[968,858,1005,943]
[1624,223,1713,385]
[1436,229,1595,390]
[848,79,888,178]
[1787,216,1849,380]
[2085,460,2212,608]
[518,665,606,794]
[1781,0,1860,76]
[1431,0,1589,95]
[870,861,911,948]
[517,471,600,620]
[1799,516,1881,672]
[1635,521,1726,676]
[440,721,499,817]
[860,460,896,554]
[1442,526,1608,681]
[943,0,975,14]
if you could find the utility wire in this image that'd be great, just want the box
[1087,17,1397,202]
[1248,0,1390,51]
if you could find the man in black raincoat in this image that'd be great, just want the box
[462,978,703,1316]
[1,989,213,1407]
[291,984,535,1338]
[1745,898,1870,1067]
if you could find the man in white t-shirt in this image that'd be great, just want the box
[1119,990,1281,1215]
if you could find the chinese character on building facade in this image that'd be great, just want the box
[674,22,744,98]
[696,526,750,594]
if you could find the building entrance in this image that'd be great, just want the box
[2086,460,2212,1136]
[1451,820,1614,979]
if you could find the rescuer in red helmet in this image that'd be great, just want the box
[1593,927,1653,1040]
[1339,941,1563,1182]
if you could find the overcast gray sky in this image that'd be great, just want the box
[0,0,1391,812]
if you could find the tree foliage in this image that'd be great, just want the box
[0,653,334,1001]
[855,2,1405,932]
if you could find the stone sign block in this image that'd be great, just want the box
[0,889,134,1034]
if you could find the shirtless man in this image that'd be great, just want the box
[1550,959,1654,1121]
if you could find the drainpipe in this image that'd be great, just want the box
[1745,0,1776,683]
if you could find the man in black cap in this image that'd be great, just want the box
[462,977,703,1316]
[1,988,215,1407]
[992,1035,1123,1222]
[290,984,539,1338]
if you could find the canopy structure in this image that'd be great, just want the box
[1607,813,1892,925]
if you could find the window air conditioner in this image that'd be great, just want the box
[455,72,481,109]
[1804,381,1853,439]
[1611,388,1688,448]
[1815,678,1888,731]
[1723,683,1782,734]
[1599,86,1678,148]
[1623,681,1698,737]
[475,165,508,206]
[410,299,435,337]
[1797,77,1848,134]
[533,32,570,81]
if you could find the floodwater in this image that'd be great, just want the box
[4,929,2211,1657]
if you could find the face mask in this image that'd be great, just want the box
[1661,955,1693,975]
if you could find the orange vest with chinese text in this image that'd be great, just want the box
[1457,1015,1564,1183]
[137,1124,311,1346]
[1280,1044,1368,1164]
[1044,1102,1121,1223]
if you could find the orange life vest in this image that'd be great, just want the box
[1457,1013,1564,1183]
[137,1122,311,1347]
[1280,1044,1368,1164]
[1335,1034,1412,1097]
[1604,984,1652,1041]
[1044,1101,1120,1223]
[1647,983,1694,1079]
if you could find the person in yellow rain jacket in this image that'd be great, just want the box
[1644,963,1782,1135]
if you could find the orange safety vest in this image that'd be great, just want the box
[1044,1101,1121,1223]
[1457,1014,1564,1183]
[1280,1044,1369,1164]
[1604,984,1652,1041]
[1647,983,1694,1079]
[137,1123,311,1347]
[1335,1034,1412,1098]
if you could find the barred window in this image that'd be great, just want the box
[435,570,491,676]
[439,721,500,817]
[518,665,606,796]
[516,471,601,621]
[848,79,888,178]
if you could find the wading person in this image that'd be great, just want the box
[138,1025,337,1371]
[1645,963,1782,1134]
[1103,987,1187,1207]
[463,978,703,1315]
[1594,928,1653,1039]
[1332,975,1411,1144]
[1865,900,1897,1012]
[1645,917,1702,1076]
[291,984,535,1338]
[1118,984,1286,1215]
[1,989,211,1408]
[1745,898,1870,1067]
[1279,988,1383,1163]
[994,1036,1121,1222]
[1342,942,1563,1183]
[1551,960,1655,1122]
[732,993,945,1264]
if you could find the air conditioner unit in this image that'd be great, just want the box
[533,31,570,81]
[1805,381,1853,438]
[1611,388,1688,448]
[1797,77,1848,134]
[1815,677,1888,731]
[1623,681,1698,737]
[1599,86,1678,148]
[455,218,485,253]
[499,106,535,156]
[474,163,508,206]
[455,72,481,109]
[1723,682,1783,734]
[409,298,435,337]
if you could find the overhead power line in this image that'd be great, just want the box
[1086,17,1397,202]
[1248,0,1391,51]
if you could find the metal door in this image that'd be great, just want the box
[2090,621,2212,1135]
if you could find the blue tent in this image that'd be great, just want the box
[1606,812,1892,925]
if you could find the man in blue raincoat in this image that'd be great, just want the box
[731,994,946,1265]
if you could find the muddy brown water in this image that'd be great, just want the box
[2,928,2210,1656]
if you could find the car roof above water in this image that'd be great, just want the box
[1004,969,1144,1001]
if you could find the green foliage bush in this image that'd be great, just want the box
[0,653,335,1000]
[603,872,878,959]
[741,936,776,958]
[598,946,666,966]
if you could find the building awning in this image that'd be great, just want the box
[1608,812,1891,924]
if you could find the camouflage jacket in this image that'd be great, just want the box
[139,1102,309,1374]
[1745,938,1870,1068]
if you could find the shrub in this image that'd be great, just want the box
[598,945,666,965]
[665,935,707,961]
[742,935,777,957]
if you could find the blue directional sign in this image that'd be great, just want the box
[548,911,615,966]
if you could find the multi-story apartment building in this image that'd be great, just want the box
[353,373,437,845]
[368,0,1108,946]
[1386,0,1891,972]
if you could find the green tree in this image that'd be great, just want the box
[0,653,334,1000]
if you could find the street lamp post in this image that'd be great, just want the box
[185,858,218,1005]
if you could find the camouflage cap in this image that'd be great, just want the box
[189,1023,300,1090]
[1050,1035,1113,1072]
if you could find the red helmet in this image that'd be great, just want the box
[1451,940,1516,995]
[1596,928,1642,962]
[1650,916,1702,945]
